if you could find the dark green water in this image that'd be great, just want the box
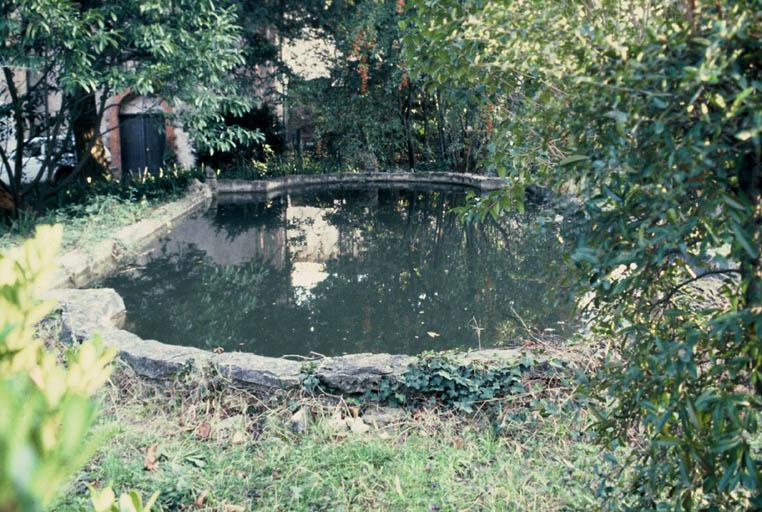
[100,185,574,357]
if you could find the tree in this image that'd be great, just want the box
[0,0,254,210]
[404,0,761,509]
[280,0,494,173]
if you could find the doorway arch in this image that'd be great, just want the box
[119,96,166,174]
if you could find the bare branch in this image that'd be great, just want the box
[649,268,741,313]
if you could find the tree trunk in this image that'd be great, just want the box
[2,67,25,212]
[68,85,101,180]
[403,89,416,170]
[738,150,761,307]
[435,90,448,167]
[737,149,762,398]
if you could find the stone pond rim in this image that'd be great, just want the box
[46,172,550,393]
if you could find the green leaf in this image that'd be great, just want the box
[731,222,756,259]
[558,154,589,166]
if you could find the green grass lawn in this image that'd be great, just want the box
[51,364,602,512]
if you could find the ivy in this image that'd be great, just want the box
[369,352,562,413]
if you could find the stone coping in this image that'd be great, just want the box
[44,172,525,393]
[216,171,509,195]
[49,287,534,393]
[52,179,213,289]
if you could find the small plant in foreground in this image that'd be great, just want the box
[90,487,158,512]
[0,226,154,511]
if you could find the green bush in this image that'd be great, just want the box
[404,0,761,509]
[0,226,155,511]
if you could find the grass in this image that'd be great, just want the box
[50,361,603,512]
[0,194,159,253]
[0,166,203,252]
[0,194,160,254]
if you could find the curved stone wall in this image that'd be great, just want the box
[50,287,528,392]
[216,171,508,195]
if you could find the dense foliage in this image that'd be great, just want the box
[281,0,496,173]
[368,352,555,413]
[404,0,761,509]
[1,0,252,209]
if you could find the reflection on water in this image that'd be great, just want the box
[99,186,575,357]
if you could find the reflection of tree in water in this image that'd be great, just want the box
[308,189,573,354]
[107,245,297,351]
[210,198,288,240]
[103,187,575,357]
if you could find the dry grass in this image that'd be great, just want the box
[49,347,605,511]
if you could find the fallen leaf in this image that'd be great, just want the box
[290,408,310,434]
[196,422,211,440]
[326,407,349,433]
[194,490,208,508]
[144,444,159,471]
[348,406,360,418]
[426,331,440,338]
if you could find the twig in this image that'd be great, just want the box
[649,268,741,313]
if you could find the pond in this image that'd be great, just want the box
[99,185,575,357]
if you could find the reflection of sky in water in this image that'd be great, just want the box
[100,186,576,357]
[292,261,328,304]
[159,200,349,302]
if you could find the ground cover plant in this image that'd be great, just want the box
[0,167,202,251]
[51,355,603,512]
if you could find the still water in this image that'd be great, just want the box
[100,185,574,357]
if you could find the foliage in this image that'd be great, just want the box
[0,166,202,252]
[197,104,285,172]
[404,0,762,509]
[1,0,253,208]
[90,487,158,512]
[59,165,205,206]
[0,225,115,510]
[211,152,342,180]
[369,353,549,413]
[287,0,494,173]
[194,0,337,172]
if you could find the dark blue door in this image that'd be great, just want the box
[119,114,166,174]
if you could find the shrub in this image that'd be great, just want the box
[404,1,761,508]
[0,225,154,511]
